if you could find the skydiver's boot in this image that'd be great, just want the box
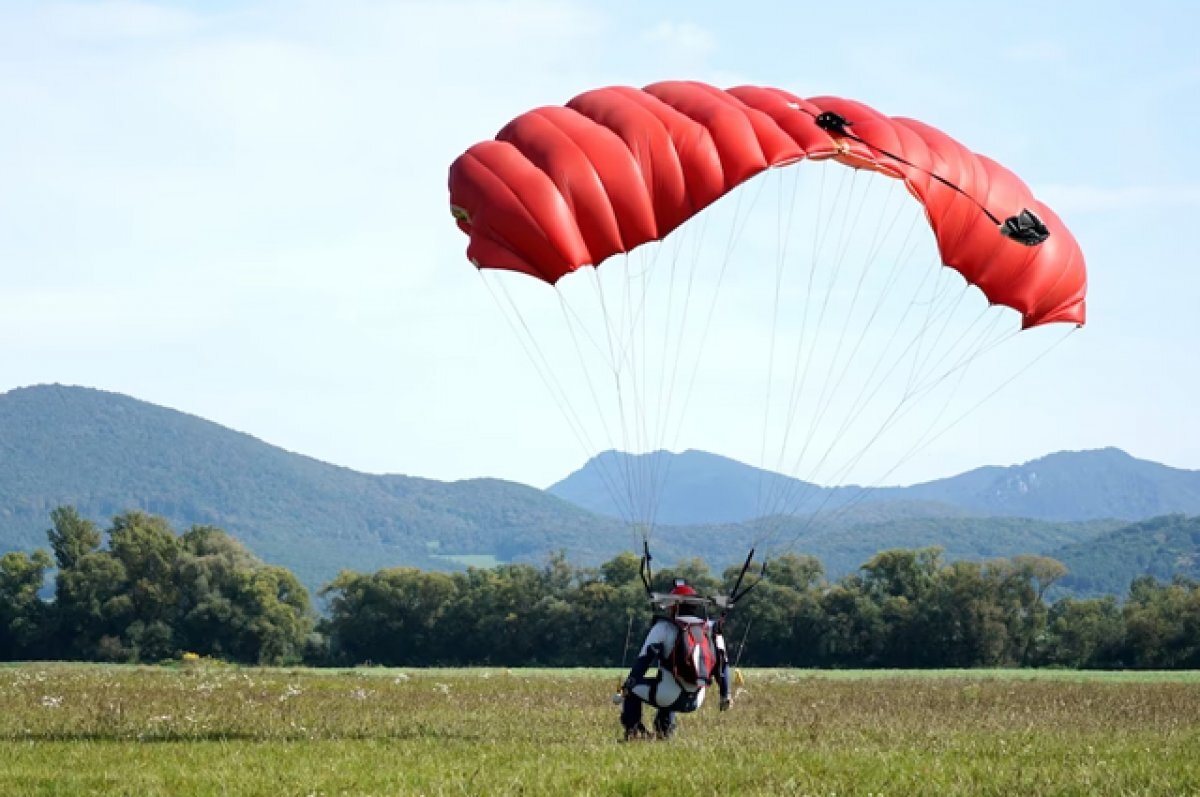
[653,710,677,740]
[620,692,651,741]
[623,722,651,741]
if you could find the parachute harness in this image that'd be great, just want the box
[638,544,764,635]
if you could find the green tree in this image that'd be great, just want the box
[600,551,641,587]
[176,526,313,664]
[105,511,182,660]
[323,567,460,665]
[47,506,101,571]
[1000,556,1067,664]
[922,561,1009,667]
[54,550,130,659]
[0,549,53,659]
[856,548,944,667]
[1122,576,1200,668]
[1039,596,1124,668]
[819,579,884,667]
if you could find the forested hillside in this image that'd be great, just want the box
[0,384,1192,595]
[1051,514,1200,597]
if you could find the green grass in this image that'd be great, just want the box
[1,663,1198,796]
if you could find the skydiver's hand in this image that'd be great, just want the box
[720,696,732,711]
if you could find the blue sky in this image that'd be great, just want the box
[0,0,1196,489]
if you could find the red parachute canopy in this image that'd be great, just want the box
[448,81,1085,329]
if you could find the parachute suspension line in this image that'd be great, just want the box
[756,166,887,528]
[478,272,632,519]
[794,257,961,493]
[553,288,639,524]
[753,161,834,522]
[645,222,693,531]
[894,315,1008,455]
[801,207,924,446]
[779,290,991,516]
[885,324,1078,481]
[768,303,1025,553]
[755,167,804,520]
[619,248,648,529]
[781,176,900,488]
[766,163,854,488]
[642,187,745,532]
[827,311,1005,493]
[643,208,712,535]
[755,185,921,534]
[907,268,976,396]
[907,301,1009,399]
[587,262,643,538]
[636,248,651,525]
[754,173,918,539]
[664,166,771,454]
[619,169,771,539]
[632,246,662,532]
[772,319,1069,554]
[554,265,666,536]
[753,163,1017,552]
[753,161,835,527]
[645,231,704,533]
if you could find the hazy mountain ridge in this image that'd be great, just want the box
[0,385,627,589]
[0,384,1195,596]
[553,447,1200,524]
[1049,514,1200,598]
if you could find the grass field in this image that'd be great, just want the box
[2,663,1198,796]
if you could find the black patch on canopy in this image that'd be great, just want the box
[814,111,852,136]
[1000,209,1051,246]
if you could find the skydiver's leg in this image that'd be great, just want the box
[630,673,697,739]
[620,690,645,736]
[653,707,676,738]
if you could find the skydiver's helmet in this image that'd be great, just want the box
[669,581,708,620]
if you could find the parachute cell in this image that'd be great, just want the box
[448,80,1085,328]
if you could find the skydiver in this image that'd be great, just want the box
[616,582,732,740]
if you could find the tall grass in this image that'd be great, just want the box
[1,663,1197,795]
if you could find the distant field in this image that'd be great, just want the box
[2,664,1198,796]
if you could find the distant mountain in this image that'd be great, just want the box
[0,384,629,592]
[885,448,1200,521]
[550,448,1200,524]
[548,449,869,525]
[1049,514,1200,598]
[0,384,1193,598]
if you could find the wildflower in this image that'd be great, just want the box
[40,695,63,709]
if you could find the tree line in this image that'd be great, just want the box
[2,507,1198,668]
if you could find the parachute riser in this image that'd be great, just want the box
[723,548,767,613]
[638,540,654,601]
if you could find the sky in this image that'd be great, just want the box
[0,0,1197,490]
